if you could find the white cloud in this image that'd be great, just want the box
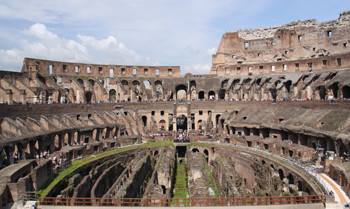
[183,64,211,75]
[0,23,160,71]
[204,47,217,58]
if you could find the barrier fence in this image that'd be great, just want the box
[39,195,325,207]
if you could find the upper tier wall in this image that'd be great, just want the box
[22,58,181,78]
[1,100,350,119]
[211,11,350,75]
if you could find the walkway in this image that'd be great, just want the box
[318,173,350,208]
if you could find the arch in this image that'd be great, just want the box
[176,84,187,100]
[329,82,339,98]
[222,79,229,88]
[297,181,303,191]
[270,164,275,170]
[287,174,294,184]
[54,135,60,150]
[190,80,196,89]
[342,86,350,99]
[230,126,235,135]
[73,132,78,143]
[204,149,209,156]
[176,114,187,131]
[198,91,205,99]
[39,76,46,84]
[216,114,221,128]
[85,92,92,103]
[243,127,250,136]
[109,89,116,100]
[77,78,84,85]
[159,119,166,131]
[208,90,215,100]
[197,119,203,130]
[141,116,147,127]
[192,148,199,153]
[284,80,292,93]
[156,89,162,99]
[143,80,151,88]
[161,185,166,194]
[64,133,69,146]
[256,78,262,85]
[154,150,159,156]
[218,89,226,100]
[121,80,129,86]
[278,169,284,180]
[316,86,326,100]
[132,80,140,86]
[88,79,95,87]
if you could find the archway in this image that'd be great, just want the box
[142,116,147,127]
[316,86,326,100]
[198,91,205,99]
[216,114,221,128]
[88,79,95,87]
[329,82,339,99]
[192,148,199,153]
[159,119,166,131]
[77,78,84,85]
[278,169,284,180]
[219,89,226,100]
[342,86,350,99]
[208,91,215,100]
[85,92,92,103]
[176,84,187,100]
[287,174,294,184]
[109,89,116,101]
[176,115,187,131]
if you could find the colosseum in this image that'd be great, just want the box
[0,10,350,209]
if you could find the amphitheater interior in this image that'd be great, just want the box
[0,10,350,208]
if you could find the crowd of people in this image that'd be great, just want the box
[2,96,349,106]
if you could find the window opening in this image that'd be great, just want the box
[98,67,102,73]
[49,65,53,74]
[151,111,155,116]
[199,110,203,115]
[121,68,125,74]
[298,35,302,42]
[244,42,249,48]
[161,111,164,116]
[271,66,275,72]
[133,68,137,75]
[75,66,79,73]
[337,58,342,66]
[144,68,148,74]
[87,66,91,74]
[327,30,332,37]
[109,69,114,77]
[156,69,159,75]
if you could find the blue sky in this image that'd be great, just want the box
[0,0,349,75]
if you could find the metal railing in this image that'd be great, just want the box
[38,195,324,207]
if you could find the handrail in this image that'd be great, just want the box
[39,195,325,207]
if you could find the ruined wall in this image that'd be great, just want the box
[211,11,350,76]
[22,58,180,78]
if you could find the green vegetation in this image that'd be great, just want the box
[204,159,219,198]
[172,162,188,199]
[37,141,173,197]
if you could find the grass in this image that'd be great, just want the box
[204,159,219,198]
[37,141,173,197]
[172,162,188,199]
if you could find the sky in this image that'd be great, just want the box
[0,0,349,75]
